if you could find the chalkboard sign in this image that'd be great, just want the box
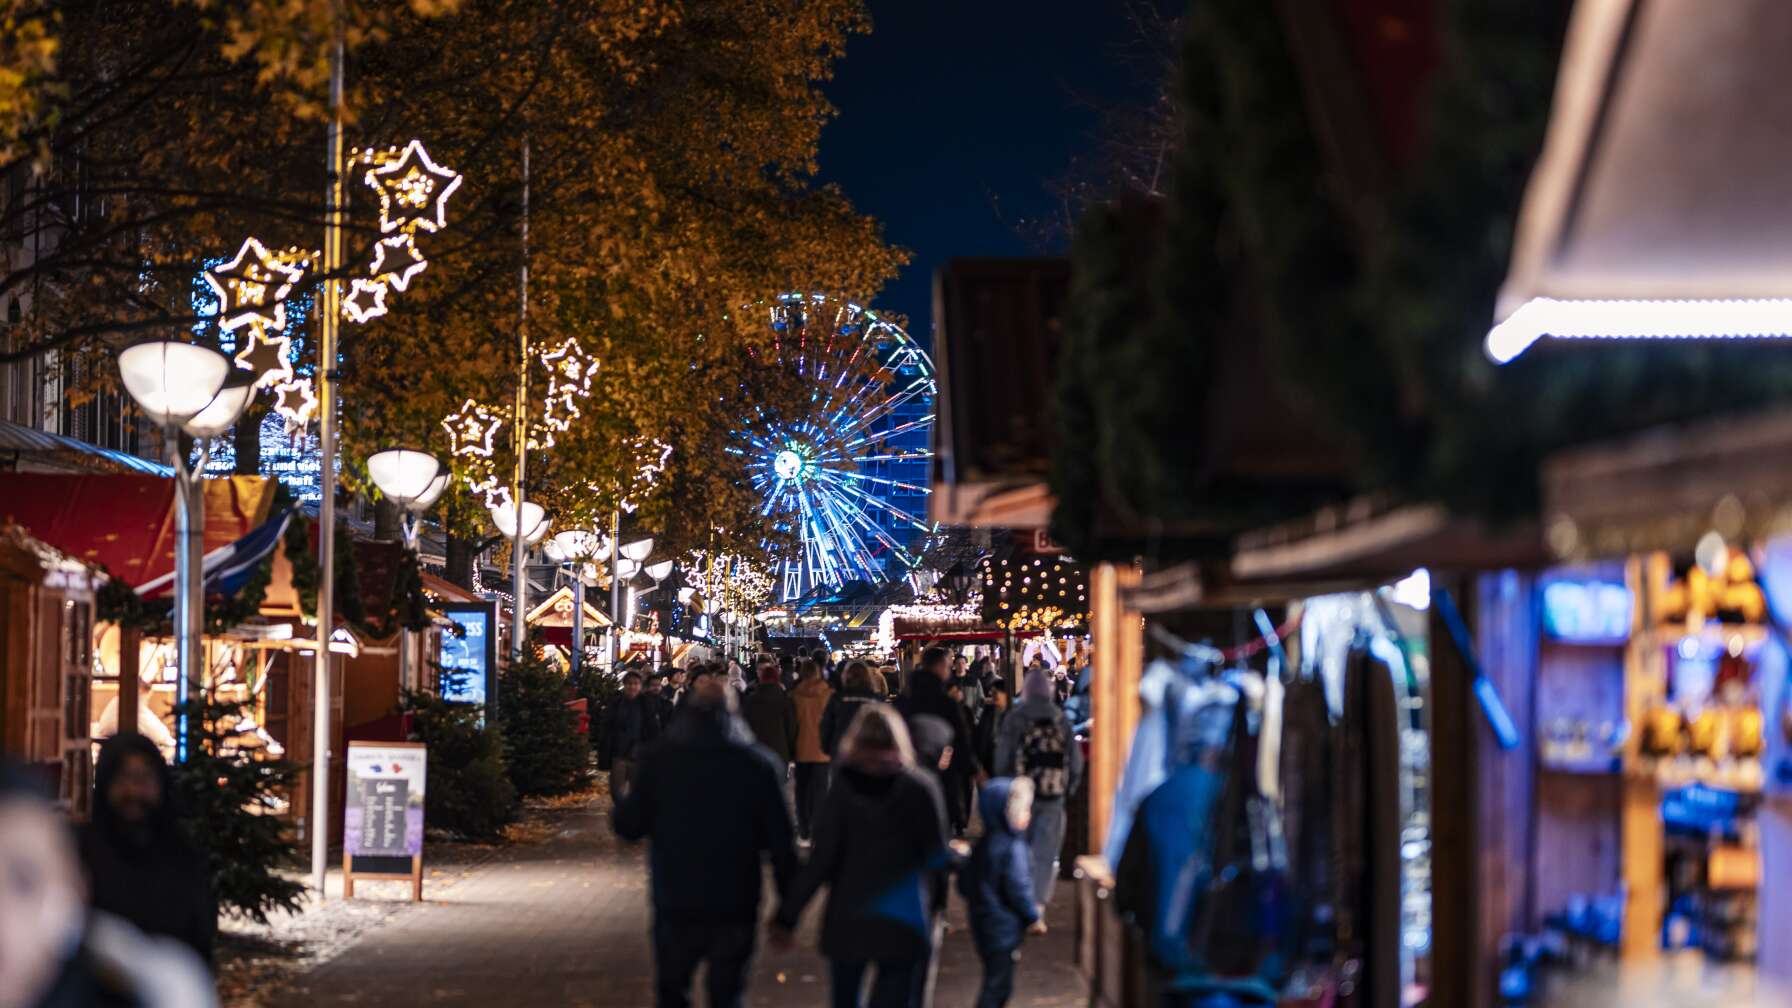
[343,741,427,900]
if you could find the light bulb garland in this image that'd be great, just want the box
[205,237,311,333]
[531,337,601,449]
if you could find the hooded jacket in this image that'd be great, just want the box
[994,670,1084,800]
[956,778,1040,952]
[774,763,950,962]
[78,734,216,966]
[791,676,834,763]
[612,705,798,923]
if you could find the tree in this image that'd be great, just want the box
[496,642,589,796]
[171,688,306,924]
[2,0,905,564]
[402,686,516,840]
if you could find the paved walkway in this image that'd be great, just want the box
[271,795,1082,1007]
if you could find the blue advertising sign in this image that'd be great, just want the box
[437,601,497,708]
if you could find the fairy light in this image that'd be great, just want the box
[233,322,294,390]
[206,237,309,332]
[270,376,319,434]
[362,139,464,235]
[368,234,429,291]
[532,337,601,449]
[342,277,391,324]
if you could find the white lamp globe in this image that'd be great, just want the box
[551,530,599,561]
[117,340,231,426]
[619,537,655,562]
[525,512,552,545]
[677,586,696,607]
[414,470,450,510]
[367,449,444,510]
[181,371,257,439]
[615,558,641,580]
[489,500,546,539]
[542,539,567,563]
[646,559,675,583]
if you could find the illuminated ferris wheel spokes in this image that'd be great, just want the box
[738,293,937,594]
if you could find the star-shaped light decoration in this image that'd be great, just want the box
[233,323,294,390]
[342,277,390,324]
[441,398,504,459]
[368,234,429,291]
[206,237,308,332]
[363,139,463,235]
[271,377,319,434]
[531,337,601,449]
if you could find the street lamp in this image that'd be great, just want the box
[116,340,241,762]
[619,536,654,562]
[488,500,549,656]
[366,449,445,691]
[547,530,602,678]
[645,559,675,583]
[944,560,976,606]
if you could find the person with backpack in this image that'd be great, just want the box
[995,667,1083,919]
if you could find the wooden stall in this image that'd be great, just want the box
[0,523,100,811]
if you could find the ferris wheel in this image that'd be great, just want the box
[730,293,937,600]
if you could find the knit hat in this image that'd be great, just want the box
[1022,666,1054,701]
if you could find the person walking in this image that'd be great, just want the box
[771,704,952,1008]
[742,662,798,765]
[973,679,1012,777]
[995,667,1084,918]
[78,734,216,966]
[598,671,658,800]
[820,661,881,758]
[613,677,798,1008]
[952,654,985,722]
[896,646,982,835]
[790,659,834,842]
[958,777,1040,1008]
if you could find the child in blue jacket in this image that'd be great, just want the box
[957,776,1040,1008]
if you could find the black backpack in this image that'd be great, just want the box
[1015,715,1069,800]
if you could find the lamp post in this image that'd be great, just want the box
[614,535,653,666]
[116,339,241,762]
[548,529,602,680]
[644,560,675,667]
[490,500,549,658]
[366,449,446,690]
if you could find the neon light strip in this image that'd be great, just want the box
[1486,296,1792,364]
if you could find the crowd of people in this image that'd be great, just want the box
[608,644,1085,1008]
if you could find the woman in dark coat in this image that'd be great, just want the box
[771,703,953,1008]
[78,734,216,966]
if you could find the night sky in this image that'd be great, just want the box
[819,0,1165,342]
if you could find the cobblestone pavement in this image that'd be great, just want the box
[268,794,1082,1007]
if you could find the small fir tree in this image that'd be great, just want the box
[496,643,591,797]
[170,688,306,924]
[401,686,517,841]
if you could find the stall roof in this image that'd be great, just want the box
[0,417,174,477]
[0,474,275,587]
[1491,0,1792,360]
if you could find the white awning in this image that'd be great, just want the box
[1489,0,1792,362]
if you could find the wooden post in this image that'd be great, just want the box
[118,626,140,736]
[1087,561,1141,860]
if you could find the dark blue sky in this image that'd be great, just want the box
[818,0,1163,340]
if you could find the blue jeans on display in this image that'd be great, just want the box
[652,917,756,1008]
[828,956,926,1008]
[974,946,1018,1008]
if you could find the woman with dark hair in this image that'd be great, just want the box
[771,704,952,1008]
[819,660,880,759]
[79,734,216,966]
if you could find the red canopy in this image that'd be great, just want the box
[0,474,275,588]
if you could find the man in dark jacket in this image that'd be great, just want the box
[79,734,215,966]
[598,672,658,799]
[896,646,984,833]
[741,664,798,765]
[613,677,798,1008]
